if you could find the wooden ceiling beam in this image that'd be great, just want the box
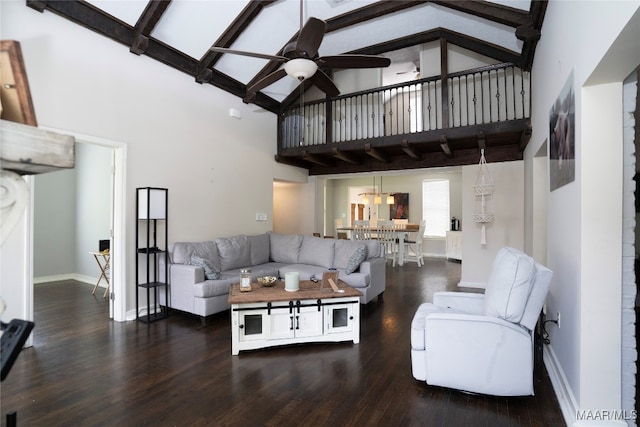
[332,148,360,165]
[306,143,523,175]
[437,29,521,67]
[302,151,332,167]
[439,136,453,158]
[364,144,388,163]
[429,1,531,28]
[200,1,275,70]
[519,119,533,151]
[130,1,172,55]
[520,1,548,71]
[26,0,281,113]
[401,140,421,160]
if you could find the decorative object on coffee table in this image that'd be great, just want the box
[240,268,252,292]
[257,276,277,287]
[284,271,299,292]
[321,270,339,291]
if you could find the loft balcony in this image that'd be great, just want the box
[276,63,531,175]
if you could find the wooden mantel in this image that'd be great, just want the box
[1,119,75,175]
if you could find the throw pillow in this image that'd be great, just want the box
[345,245,368,274]
[189,255,220,280]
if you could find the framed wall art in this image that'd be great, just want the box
[549,70,575,191]
[390,193,409,219]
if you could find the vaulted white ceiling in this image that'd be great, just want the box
[30,0,543,113]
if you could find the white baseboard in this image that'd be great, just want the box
[125,309,137,322]
[125,305,164,322]
[544,343,578,426]
[34,274,74,284]
[423,252,446,259]
[34,273,102,286]
[74,274,100,285]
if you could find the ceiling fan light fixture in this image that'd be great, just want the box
[284,58,318,81]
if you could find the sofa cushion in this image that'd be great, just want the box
[171,241,219,270]
[483,247,536,323]
[189,255,220,280]
[268,232,302,264]
[333,240,368,271]
[249,233,270,265]
[215,235,251,271]
[298,235,335,269]
[362,240,382,259]
[345,245,368,274]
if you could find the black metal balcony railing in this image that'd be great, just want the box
[279,63,530,149]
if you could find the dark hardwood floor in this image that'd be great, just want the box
[1,258,564,426]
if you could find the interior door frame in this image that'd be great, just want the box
[36,127,127,321]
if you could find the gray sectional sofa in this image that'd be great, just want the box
[159,232,386,322]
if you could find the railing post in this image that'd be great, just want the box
[277,113,284,150]
[325,97,332,145]
[440,38,449,129]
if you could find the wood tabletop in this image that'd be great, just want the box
[228,280,362,304]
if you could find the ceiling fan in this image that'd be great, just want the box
[209,7,391,102]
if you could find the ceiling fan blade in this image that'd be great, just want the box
[310,70,340,98]
[209,47,287,62]
[317,55,391,69]
[246,68,288,96]
[295,17,326,58]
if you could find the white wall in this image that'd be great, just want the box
[525,1,640,423]
[74,143,112,280]
[33,169,76,278]
[460,160,525,287]
[273,180,316,235]
[0,1,311,318]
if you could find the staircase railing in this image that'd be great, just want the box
[279,62,530,149]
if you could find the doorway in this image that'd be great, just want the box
[32,130,126,322]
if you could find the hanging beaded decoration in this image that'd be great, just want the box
[473,149,494,245]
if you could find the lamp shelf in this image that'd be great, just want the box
[137,247,164,254]
[137,281,167,289]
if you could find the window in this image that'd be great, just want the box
[422,180,450,237]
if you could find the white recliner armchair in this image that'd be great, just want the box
[410,246,553,396]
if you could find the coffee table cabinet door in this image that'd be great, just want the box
[238,309,270,341]
[295,306,323,338]
[325,304,355,334]
[269,306,323,339]
[269,310,295,340]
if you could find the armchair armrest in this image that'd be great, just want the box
[432,291,484,315]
